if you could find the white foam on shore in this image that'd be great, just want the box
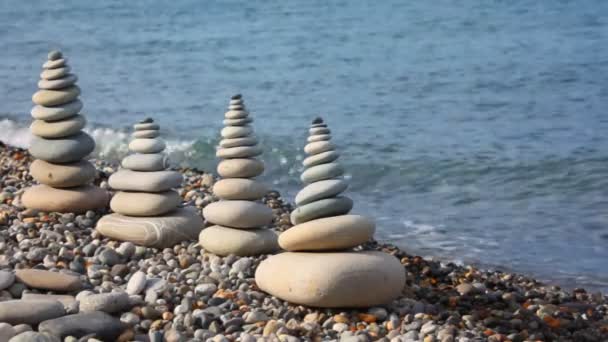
[0,118,196,164]
[0,119,31,148]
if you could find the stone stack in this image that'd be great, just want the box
[22,50,108,213]
[199,95,278,256]
[255,118,405,308]
[96,119,202,248]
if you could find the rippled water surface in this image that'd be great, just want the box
[1,0,608,290]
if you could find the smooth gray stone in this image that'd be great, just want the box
[38,311,127,340]
[30,115,86,138]
[307,134,331,142]
[223,117,252,126]
[0,323,15,341]
[126,271,146,295]
[21,294,76,310]
[302,150,339,168]
[43,57,67,69]
[9,331,61,342]
[129,138,165,154]
[134,122,159,131]
[304,141,334,155]
[109,169,182,192]
[121,153,169,171]
[224,110,248,119]
[310,127,330,135]
[133,129,159,139]
[79,292,130,313]
[96,208,203,249]
[31,100,83,121]
[217,158,264,178]
[300,162,344,183]
[29,132,95,163]
[48,50,62,60]
[203,201,273,229]
[216,145,262,159]
[37,74,77,90]
[199,226,279,257]
[40,66,70,80]
[219,136,258,148]
[110,190,180,216]
[0,300,65,325]
[0,270,15,290]
[295,179,349,206]
[290,196,353,225]
[221,126,252,139]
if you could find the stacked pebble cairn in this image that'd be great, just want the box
[199,95,279,256]
[22,50,108,213]
[256,118,405,307]
[96,118,202,248]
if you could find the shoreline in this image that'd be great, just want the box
[0,140,607,341]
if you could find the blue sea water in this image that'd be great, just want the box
[1,1,608,291]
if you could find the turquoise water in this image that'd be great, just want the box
[1,1,608,290]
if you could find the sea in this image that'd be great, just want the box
[1,0,607,291]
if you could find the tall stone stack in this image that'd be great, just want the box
[22,50,108,213]
[255,118,405,308]
[199,95,279,256]
[95,118,203,248]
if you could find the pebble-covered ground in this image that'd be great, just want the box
[0,141,607,342]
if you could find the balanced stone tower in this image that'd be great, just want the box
[199,95,278,256]
[96,118,203,248]
[255,118,405,308]
[22,50,108,213]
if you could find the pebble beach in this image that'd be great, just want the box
[1,142,607,342]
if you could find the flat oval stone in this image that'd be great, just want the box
[132,129,159,139]
[79,292,130,313]
[129,138,166,154]
[217,158,264,178]
[300,162,344,183]
[15,269,82,292]
[224,110,248,119]
[30,159,96,188]
[31,100,83,121]
[310,127,330,135]
[109,170,182,192]
[223,117,253,126]
[121,153,169,171]
[21,294,76,310]
[216,145,262,159]
[279,215,375,251]
[40,66,71,80]
[203,201,273,228]
[22,185,108,213]
[295,179,348,206]
[32,86,80,106]
[29,132,95,163]
[255,251,405,308]
[0,300,65,325]
[213,179,268,200]
[221,126,252,139]
[134,122,160,131]
[199,225,279,256]
[302,151,340,168]
[38,74,77,90]
[290,196,353,225]
[96,208,203,248]
[307,134,331,142]
[304,141,335,155]
[43,58,67,69]
[30,115,86,138]
[38,311,127,341]
[219,136,258,148]
[110,190,180,216]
